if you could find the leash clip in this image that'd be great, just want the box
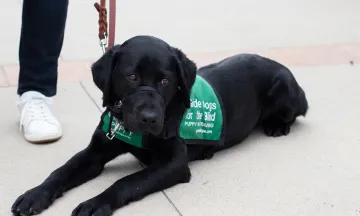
[99,32,108,54]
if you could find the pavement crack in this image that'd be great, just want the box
[79,81,103,112]
[162,191,183,216]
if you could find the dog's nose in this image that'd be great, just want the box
[139,110,157,125]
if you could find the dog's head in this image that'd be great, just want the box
[91,35,197,136]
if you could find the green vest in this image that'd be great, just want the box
[101,75,224,148]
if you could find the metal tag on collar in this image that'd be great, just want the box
[114,100,122,109]
[106,117,120,140]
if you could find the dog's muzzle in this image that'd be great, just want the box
[106,86,164,135]
[132,86,164,128]
[106,86,159,115]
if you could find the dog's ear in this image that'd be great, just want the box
[91,45,122,107]
[172,47,197,108]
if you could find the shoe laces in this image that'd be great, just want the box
[18,96,55,131]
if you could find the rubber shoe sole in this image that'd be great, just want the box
[24,131,62,144]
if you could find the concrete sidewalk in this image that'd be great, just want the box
[1,1,360,216]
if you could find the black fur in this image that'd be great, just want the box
[11,35,308,216]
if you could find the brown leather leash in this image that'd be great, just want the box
[94,0,116,53]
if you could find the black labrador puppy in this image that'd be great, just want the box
[12,35,308,216]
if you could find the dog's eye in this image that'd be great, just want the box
[161,78,170,86]
[127,74,137,82]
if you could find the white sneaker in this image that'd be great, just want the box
[17,91,63,143]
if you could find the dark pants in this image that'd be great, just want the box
[17,0,69,97]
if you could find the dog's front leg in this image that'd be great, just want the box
[71,137,190,216]
[11,129,127,216]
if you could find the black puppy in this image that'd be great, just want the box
[12,35,308,216]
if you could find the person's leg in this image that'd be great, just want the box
[17,0,69,144]
[18,0,68,96]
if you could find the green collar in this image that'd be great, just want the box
[102,112,145,148]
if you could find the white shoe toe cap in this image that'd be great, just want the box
[24,120,62,143]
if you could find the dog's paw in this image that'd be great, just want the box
[11,186,55,216]
[72,198,112,216]
[264,123,290,137]
[263,119,291,137]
